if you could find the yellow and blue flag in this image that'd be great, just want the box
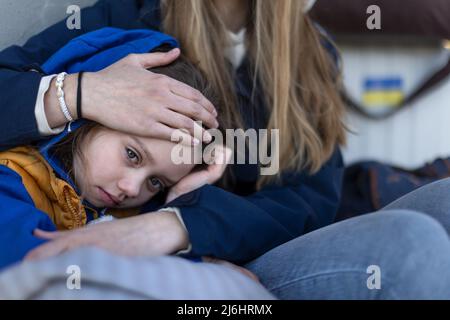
[362,77,404,109]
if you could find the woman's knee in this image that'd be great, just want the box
[383,178,450,217]
[381,209,445,236]
[327,209,449,268]
[247,210,450,298]
[367,210,450,298]
[249,209,450,298]
[425,177,450,192]
[372,209,448,253]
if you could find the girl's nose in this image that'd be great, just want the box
[117,177,141,198]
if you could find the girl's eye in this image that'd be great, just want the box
[126,148,140,164]
[148,177,164,191]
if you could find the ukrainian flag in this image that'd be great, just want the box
[362,77,404,108]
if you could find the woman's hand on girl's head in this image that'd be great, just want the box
[80,48,218,145]
[24,211,189,261]
[165,145,232,204]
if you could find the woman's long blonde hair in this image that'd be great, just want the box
[162,0,346,188]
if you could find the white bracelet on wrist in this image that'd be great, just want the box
[55,72,74,122]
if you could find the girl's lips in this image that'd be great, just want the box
[98,187,120,206]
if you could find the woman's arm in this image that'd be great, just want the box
[25,210,189,261]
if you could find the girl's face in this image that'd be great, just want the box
[74,128,195,209]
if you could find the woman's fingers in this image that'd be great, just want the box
[205,145,233,165]
[159,109,213,143]
[169,81,219,127]
[83,51,218,143]
[26,229,93,261]
[24,239,69,261]
[203,145,232,181]
[28,228,91,260]
[170,80,218,117]
[132,48,180,69]
[151,123,201,146]
[33,229,64,239]
[164,169,210,204]
[165,147,231,204]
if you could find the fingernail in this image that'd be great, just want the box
[192,138,200,146]
[203,131,212,143]
[213,109,218,117]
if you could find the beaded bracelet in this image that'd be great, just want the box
[55,72,74,122]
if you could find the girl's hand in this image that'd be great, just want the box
[165,145,232,204]
[24,211,189,261]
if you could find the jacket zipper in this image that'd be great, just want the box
[63,187,83,228]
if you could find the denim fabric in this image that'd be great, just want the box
[246,178,450,299]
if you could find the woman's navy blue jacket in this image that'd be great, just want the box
[0,0,344,264]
